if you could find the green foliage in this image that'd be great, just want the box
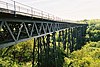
[0,40,33,67]
[86,19,100,41]
[63,41,100,67]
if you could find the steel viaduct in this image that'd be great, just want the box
[0,0,87,67]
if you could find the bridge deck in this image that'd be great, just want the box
[0,0,63,22]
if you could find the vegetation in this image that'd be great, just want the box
[0,40,33,67]
[80,19,100,41]
[63,41,100,67]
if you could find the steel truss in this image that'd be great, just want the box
[0,19,86,48]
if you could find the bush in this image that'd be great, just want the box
[63,41,100,67]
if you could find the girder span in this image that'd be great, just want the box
[0,19,87,48]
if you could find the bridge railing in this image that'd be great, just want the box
[0,0,64,21]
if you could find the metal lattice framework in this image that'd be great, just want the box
[0,18,86,48]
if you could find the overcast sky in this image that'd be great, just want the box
[3,0,100,20]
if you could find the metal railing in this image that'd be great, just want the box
[0,0,64,21]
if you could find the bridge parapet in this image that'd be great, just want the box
[0,0,65,22]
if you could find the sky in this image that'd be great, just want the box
[2,0,100,20]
